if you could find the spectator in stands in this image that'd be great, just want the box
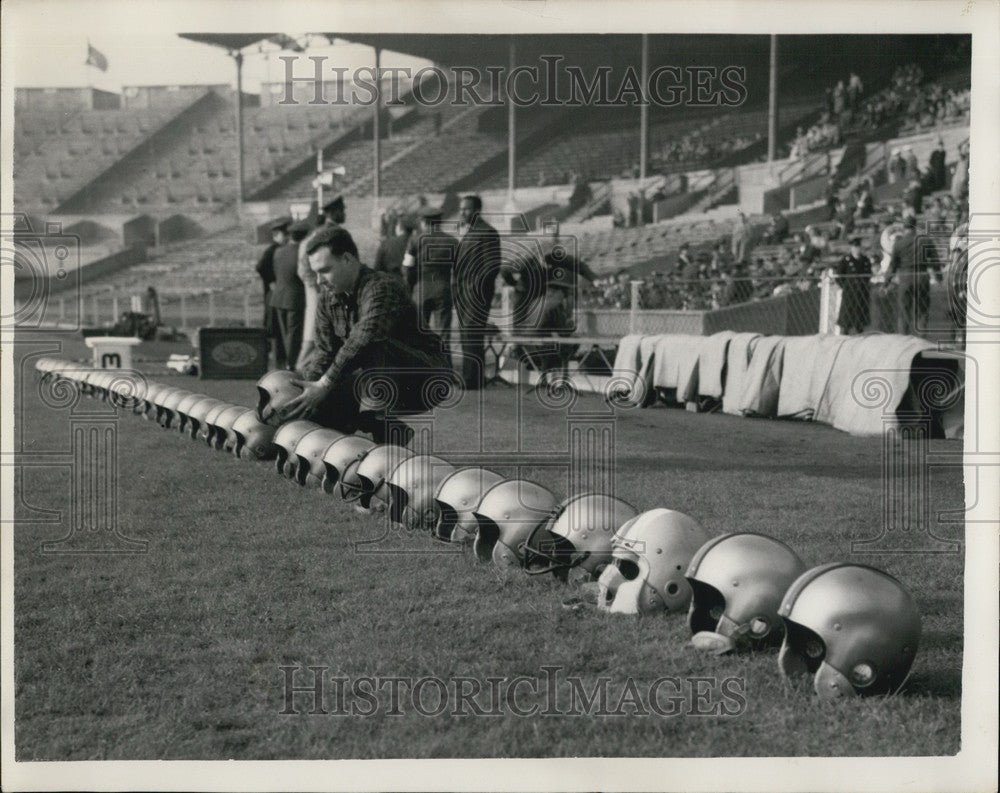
[763,211,789,245]
[903,178,924,217]
[373,214,414,284]
[832,200,855,241]
[454,194,503,390]
[720,260,753,307]
[677,242,697,280]
[296,195,346,371]
[848,72,864,112]
[270,218,309,371]
[951,144,969,206]
[711,241,732,275]
[903,146,920,181]
[731,211,753,265]
[888,148,906,184]
[854,181,875,219]
[835,237,873,334]
[404,206,457,345]
[282,227,453,445]
[926,138,947,192]
[257,217,289,367]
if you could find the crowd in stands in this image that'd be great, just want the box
[787,64,970,161]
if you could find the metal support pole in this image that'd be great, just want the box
[629,280,644,333]
[180,295,187,330]
[208,293,216,326]
[639,34,649,182]
[243,294,251,327]
[92,295,100,326]
[767,35,778,163]
[234,50,245,214]
[507,36,517,204]
[316,148,324,209]
[373,46,382,228]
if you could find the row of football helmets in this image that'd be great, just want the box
[36,359,923,700]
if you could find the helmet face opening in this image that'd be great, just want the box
[387,484,409,524]
[687,578,727,635]
[779,619,828,677]
[433,503,458,543]
[472,516,499,562]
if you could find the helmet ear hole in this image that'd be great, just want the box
[665,581,680,596]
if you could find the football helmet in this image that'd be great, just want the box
[201,402,236,445]
[433,467,505,543]
[778,563,921,699]
[321,435,377,497]
[598,508,711,615]
[686,532,806,655]
[184,397,225,441]
[174,393,209,435]
[385,455,456,530]
[256,369,303,425]
[472,480,559,567]
[231,410,279,461]
[291,428,346,487]
[522,493,638,581]
[347,444,416,512]
[273,420,324,479]
[138,381,170,418]
[209,405,252,451]
[157,387,196,429]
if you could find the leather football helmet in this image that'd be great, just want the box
[385,455,456,530]
[686,532,806,655]
[472,480,559,567]
[174,393,209,435]
[256,370,303,425]
[231,410,279,461]
[201,402,236,445]
[598,508,711,615]
[157,387,196,429]
[348,444,416,512]
[139,382,170,418]
[210,405,252,451]
[105,371,145,410]
[273,420,324,479]
[522,492,638,580]
[184,397,225,440]
[291,428,345,487]
[321,435,376,497]
[778,563,921,699]
[433,467,505,543]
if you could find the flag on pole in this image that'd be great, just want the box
[85,42,109,72]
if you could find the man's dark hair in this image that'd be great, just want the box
[462,194,483,213]
[307,226,359,258]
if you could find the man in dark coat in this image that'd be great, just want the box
[269,219,310,369]
[928,138,947,191]
[889,215,928,335]
[835,237,872,334]
[256,217,289,366]
[404,206,458,345]
[373,214,414,283]
[454,195,502,390]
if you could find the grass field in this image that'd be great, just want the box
[12,333,964,760]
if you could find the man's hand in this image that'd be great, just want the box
[281,377,334,422]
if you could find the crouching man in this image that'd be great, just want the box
[280,226,455,445]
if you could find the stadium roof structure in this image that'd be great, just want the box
[178,33,279,52]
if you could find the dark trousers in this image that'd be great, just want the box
[896,273,930,336]
[456,297,494,390]
[309,339,455,437]
[274,308,304,371]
